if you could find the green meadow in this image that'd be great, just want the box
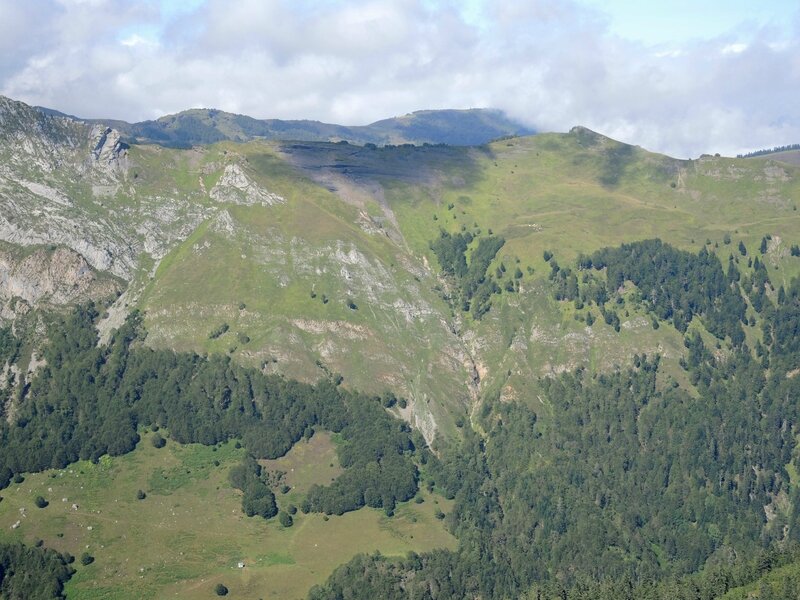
[132,131,800,438]
[0,430,455,600]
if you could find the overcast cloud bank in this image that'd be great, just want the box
[1,0,798,158]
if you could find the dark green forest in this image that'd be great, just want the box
[3,239,800,598]
[588,239,748,341]
[0,542,74,600]
[310,242,800,599]
[0,307,420,517]
[430,230,506,317]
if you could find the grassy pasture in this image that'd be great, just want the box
[260,432,344,495]
[138,131,800,442]
[0,430,455,600]
[387,134,800,276]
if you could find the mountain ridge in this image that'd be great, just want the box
[4,92,800,599]
[31,99,535,148]
[124,129,800,443]
[3,91,800,444]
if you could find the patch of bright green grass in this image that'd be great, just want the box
[0,430,455,600]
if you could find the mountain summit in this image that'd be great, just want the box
[35,103,534,148]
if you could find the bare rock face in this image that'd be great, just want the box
[0,96,211,280]
[0,98,135,277]
[0,197,137,279]
[210,163,286,206]
[89,124,129,175]
[0,245,120,320]
[0,96,88,174]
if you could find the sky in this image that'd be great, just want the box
[0,0,798,158]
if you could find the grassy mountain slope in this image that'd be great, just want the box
[6,96,800,599]
[5,93,800,443]
[136,141,472,441]
[759,149,800,166]
[128,126,800,442]
[275,127,800,412]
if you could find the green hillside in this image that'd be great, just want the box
[761,149,800,166]
[135,127,800,443]
[137,142,470,441]
[5,95,800,599]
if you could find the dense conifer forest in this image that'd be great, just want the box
[0,542,74,600]
[3,239,800,598]
[0,307,421,518]
[430,230,507,317]
[309,242,800,599]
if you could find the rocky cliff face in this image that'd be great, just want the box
[0,97,484,440]
[89,124,129,174]
[209,163,285,206]
[0,96,212,281]
[0,97,132,277]
[0,96,89,173]
[0,244,121,320]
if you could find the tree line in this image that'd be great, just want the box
[737,143,800,158]
[0,306,421,519]
[430,230,507,318]
[309,246,800,599]
[0,542,74,600]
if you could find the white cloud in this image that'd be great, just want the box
[0,0,798,157]
[721,42,748,54]
[119,33,159,48]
